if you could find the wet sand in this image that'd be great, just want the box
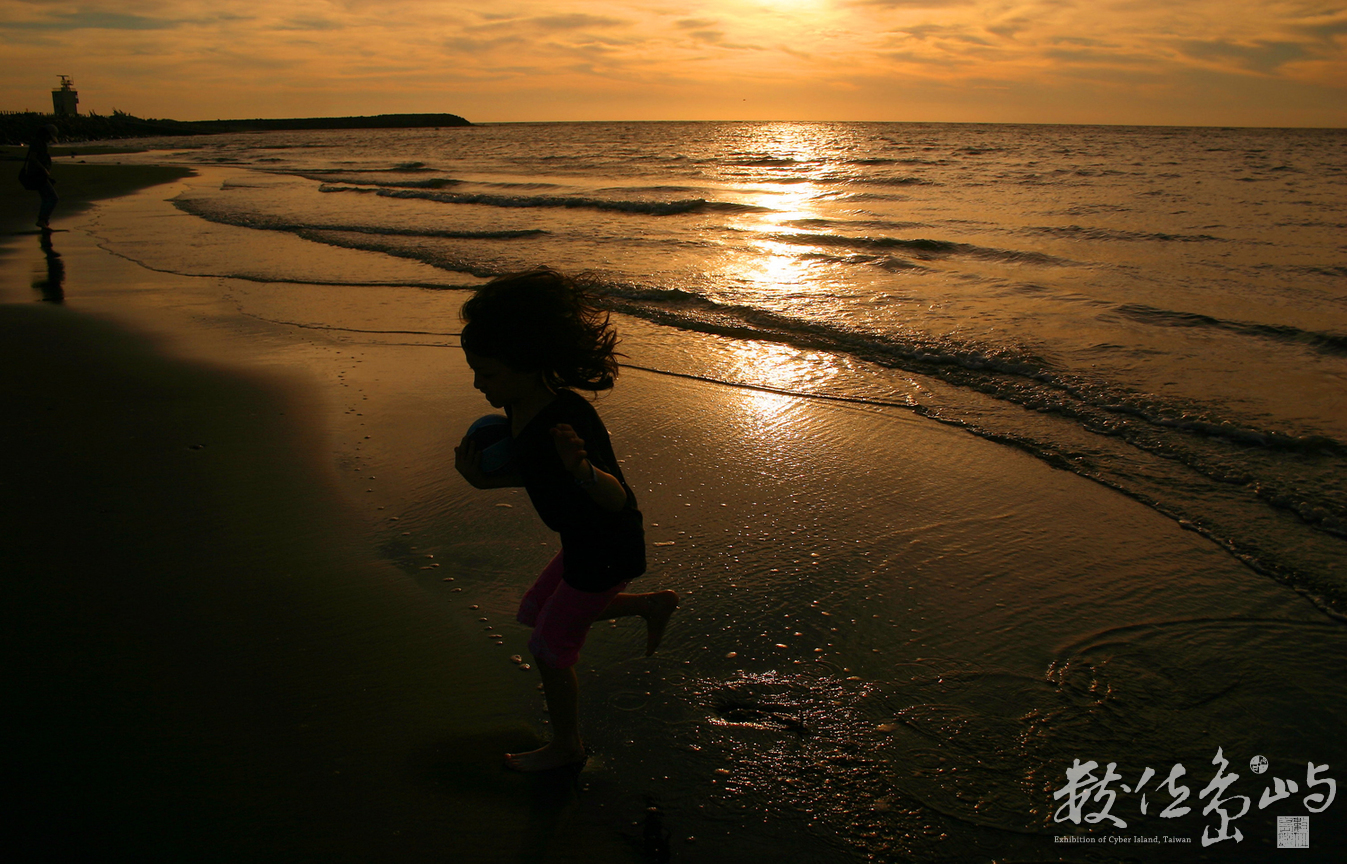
[4,170,1344,862]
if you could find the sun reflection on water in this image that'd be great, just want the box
[711,123,860,310]
[702,126,862,433]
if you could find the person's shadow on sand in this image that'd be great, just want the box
[419,730,612,863]
[32,231,65,304]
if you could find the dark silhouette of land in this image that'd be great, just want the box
[0,110,471,145]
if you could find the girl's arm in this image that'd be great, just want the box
[551,424,628,513]
[454,435,524,489]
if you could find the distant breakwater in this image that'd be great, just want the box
[0,111,471,145]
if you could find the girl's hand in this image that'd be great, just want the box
[551,424,587,474]
[454,434,489,488]
[552,423,627,512]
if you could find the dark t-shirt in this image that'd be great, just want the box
[509,389,645,592]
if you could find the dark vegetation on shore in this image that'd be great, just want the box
[0,110,471,145]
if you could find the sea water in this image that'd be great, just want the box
[107,121,1347,609]
[90,122,1347,861]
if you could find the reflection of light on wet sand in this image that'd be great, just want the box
[741,386,795,423]
[714,341,823,476]
[722,340,830,422]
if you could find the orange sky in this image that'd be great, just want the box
[2,1,1344,127]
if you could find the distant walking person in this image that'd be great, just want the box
[18,125,59,230]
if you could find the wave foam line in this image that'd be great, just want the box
[234,309,461,337]
[784,218,929,231]
[294,223,544,240]
[1114,303,1347,357]
[171,199,544,240]
[839,175,937,187]
[1027,225,1229,243]
[285,162,436,174]
[319,185,772,216]
[770,232,1074,266]
[296,173,460,189]
[798,251,929,272]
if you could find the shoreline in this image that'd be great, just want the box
[0,160,192,238]
[5,166,1343,862]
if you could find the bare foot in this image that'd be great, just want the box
[505,740,586,772]
[643,590,679,656]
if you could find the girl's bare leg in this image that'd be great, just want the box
[506,661,586,772]
[506,590,677,771]
[600,590,679,655]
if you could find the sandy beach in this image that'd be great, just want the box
[5,166,1344,863]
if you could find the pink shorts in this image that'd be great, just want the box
[517,551,627,669]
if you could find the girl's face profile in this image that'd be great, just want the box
[464,348,542,408]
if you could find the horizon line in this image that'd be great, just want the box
[3,110,1344,132]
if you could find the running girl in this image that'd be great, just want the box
[454,268,678,772]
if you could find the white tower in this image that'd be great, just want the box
[52,75,79,116]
